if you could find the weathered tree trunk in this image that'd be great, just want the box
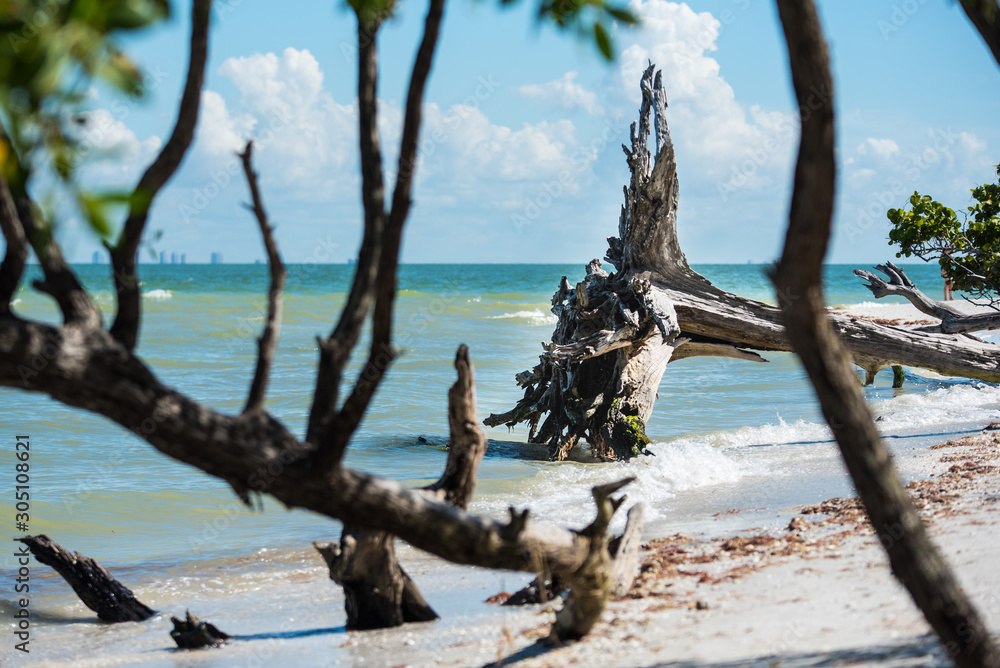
[313,345,484,629]
[314,528,436,629]
[772,2,1000,666]
[19,535,155,623]
[487,65,1000,462]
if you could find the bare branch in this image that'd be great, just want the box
[310,0,448,471]
[0,174,27,313]
[109,0,213,351]
[17,197,102,328]
[0,318,626,642]
[239,142,286,414]
[306,8,388,455]
[424,344,487,510]
[771,1,1000,666]
[958,0,1000,67]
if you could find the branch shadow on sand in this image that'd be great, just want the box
[487,634,957,668]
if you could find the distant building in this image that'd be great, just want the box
[159,251,166,264]
[255,259,262,264]
[92,251,100,264]
[210,252,223,265]
[171,252,178,264]
[181,254,187,264]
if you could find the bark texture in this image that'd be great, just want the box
[19,535,155,623]
[771,2,1000,666]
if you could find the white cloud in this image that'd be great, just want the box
[74,109,146,158]
[959,131,986,153]
[856,137,900,158]
[69,109,162,186]
[197,90,253,158]
[517,71,603,116]
[191,47,585,205]
[614,0,797,195]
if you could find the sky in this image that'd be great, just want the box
[17,0,1000,265]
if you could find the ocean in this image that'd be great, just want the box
[2,262,998,666]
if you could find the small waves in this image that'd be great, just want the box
[487,309,557,325]
[872,381,1000,429]
[142,289,173,300]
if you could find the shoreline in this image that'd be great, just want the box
[466,426,1000,668]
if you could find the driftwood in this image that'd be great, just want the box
[315,346,645,629]
[501,502,644,606]
[169,610,231,649]
[19,535,155,623]
[855,262,1000,334]
[487,64,1000,462]
[0,0,645,641]
[772,1,1000,666]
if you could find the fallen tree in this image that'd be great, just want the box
[487,67,1000,462]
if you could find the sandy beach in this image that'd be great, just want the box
[428,427,1000,668]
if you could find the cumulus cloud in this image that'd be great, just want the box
[192,48,585,204]
[856,137,900,158]
[612,0,797,198]
[69,108,162,186]
[517,71,603,116]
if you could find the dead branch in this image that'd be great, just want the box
[305,3,388,466]
[771,1,1000,666]
[239,142,287,414]
[19,535,155,623]
[318,0,449,470]
[0,173,27,313]
[855,262,1000,334]
[109,0,212,351]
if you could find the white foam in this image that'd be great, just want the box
[142,289,173,300]
[472,439,748,530]
[871,382,1000,428]
[488,309,557,325]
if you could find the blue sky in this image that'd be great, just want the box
[29,0,1000,264]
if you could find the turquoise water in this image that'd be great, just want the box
[2,261,996,665]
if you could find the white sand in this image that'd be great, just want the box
[417,433,1000,668]
[832,298,1000,323]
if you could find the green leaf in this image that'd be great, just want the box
[606,7,639,24]
[593,21,612,60]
